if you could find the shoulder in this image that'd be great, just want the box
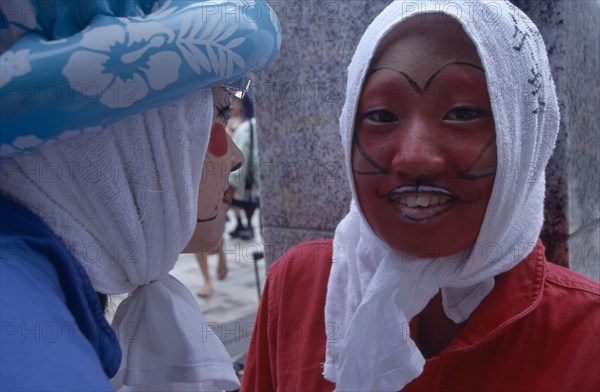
[545,261,599,295]
[269,239,334,281]
[1,240,65,313]
[244,240,334,391]
[1,243,114,390]
[524,247,599,326]
[541,261,599,314]
[1,201,67,304]
[527,262,600,387]
[529,258,599,357]
[0,197,118,390]
[266,239,334,307]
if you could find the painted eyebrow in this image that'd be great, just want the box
[367,68,422,93]
[367,61,485,94]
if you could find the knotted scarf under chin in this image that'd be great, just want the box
[324,204,493,391]
[110,277,239,391]
[0,90,240,391]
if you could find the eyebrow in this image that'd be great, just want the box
[367,61,484,94]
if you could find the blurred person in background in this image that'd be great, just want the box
[228,92,260,241]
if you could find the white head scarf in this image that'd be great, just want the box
[0,89,240,391]
[324,1,560,391]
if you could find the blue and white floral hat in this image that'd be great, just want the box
[0,0,281,156]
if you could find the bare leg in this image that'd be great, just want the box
[195,252,212,298]
[216,240,228,280]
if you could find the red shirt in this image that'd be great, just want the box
[242,240,600,391]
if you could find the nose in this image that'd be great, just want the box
[389,117,447,180]
[229,136,245,172]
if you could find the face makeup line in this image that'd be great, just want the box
[353,134,493,221]
[368,61,485,95]
[353,133,497,180]
[456,137,497,180]
[352,62,496,222]
[352,60,497,180]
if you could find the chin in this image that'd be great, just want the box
[386,235,476,259]
[182,234,221,254]
[182,217,225,254]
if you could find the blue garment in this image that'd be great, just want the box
[0,196,121,391]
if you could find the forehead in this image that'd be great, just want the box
[370,14,483,80]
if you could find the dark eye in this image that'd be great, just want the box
[364,110,398,124]
[445,107,490,121]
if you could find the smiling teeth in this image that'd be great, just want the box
[399,194,448,208]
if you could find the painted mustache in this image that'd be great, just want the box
[352,134,497,181]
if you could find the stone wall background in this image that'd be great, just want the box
[510,0,599,280]
[252,0,599,281]
[250,0,390,264]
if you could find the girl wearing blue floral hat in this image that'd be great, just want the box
[0,1,280,390]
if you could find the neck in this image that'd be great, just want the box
[416,291,465,358]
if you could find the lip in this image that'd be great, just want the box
[380,184,457,222]
[197,215,217,223]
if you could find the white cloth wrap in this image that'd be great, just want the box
[324,1,560,391]
[0,89,240,391]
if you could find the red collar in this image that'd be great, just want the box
[438,240,547,355]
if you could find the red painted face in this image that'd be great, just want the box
[352,17,497,258]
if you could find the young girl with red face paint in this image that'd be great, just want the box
[183,87,244,297]
[0,0,281,389]
[185,87,245,253]
[242,2,599,391]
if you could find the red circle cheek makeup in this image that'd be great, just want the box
[208,123,228,157]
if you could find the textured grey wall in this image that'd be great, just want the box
[252,0,390,264]
[511,0,599,280]
[254,0,599,281]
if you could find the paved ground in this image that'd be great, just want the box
[170,210,266,361]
